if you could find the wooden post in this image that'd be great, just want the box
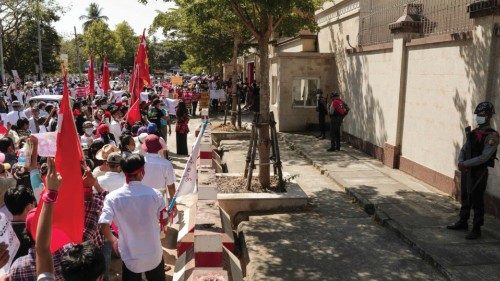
[269,112,284,190]
[244,113,258,178]
[246,114,259,190]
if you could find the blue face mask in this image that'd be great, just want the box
[476,115,487,125]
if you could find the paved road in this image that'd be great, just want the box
[221,137,446,281]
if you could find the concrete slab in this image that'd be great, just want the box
[377,202,458,228]
[346,183,415,204]
[422,242,500,267]
[447,264,500,281]
[240,214,446,281]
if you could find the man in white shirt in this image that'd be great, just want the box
[28,107,41,134]
[110,87,125,103]
[6,101,27,127]
[99,154,167,281]
[97,152,126,193]
[141,134,176,200]
[109,108,123,146]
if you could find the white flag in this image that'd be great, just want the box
[176,122,207,197]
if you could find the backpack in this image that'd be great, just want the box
[328,99,350,118]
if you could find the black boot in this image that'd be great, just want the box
[327,147,335,152]
[465,226,481,240]
[447,221,468,230]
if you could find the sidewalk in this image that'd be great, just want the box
[280,132,500,281]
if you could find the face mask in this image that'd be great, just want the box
[85,128,94,135]
[476,115,487,125]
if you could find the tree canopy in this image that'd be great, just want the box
[83,21,124,69]
[1,0,62,78]
[79,2,109,31]
[114,21,138,71]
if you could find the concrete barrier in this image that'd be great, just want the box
[174,115,242,280]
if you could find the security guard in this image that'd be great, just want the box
[447,101,499,239]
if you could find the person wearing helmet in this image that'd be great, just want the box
[327,92,349,152]
[315,89,328,139]
[447,101,499,239]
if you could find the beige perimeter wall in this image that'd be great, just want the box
[316,2,500,204]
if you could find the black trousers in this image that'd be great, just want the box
[122,259,166,281]
[176,133,188,155]
[459,169,488,227]
[330,117,342,150]
[319,114,326,137]
[192,101,198,116]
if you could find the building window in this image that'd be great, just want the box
[292,78,319,107]
[271,76,278,105]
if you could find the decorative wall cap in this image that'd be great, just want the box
[389,4,423,34]
[468,0,500,18]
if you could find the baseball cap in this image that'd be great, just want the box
[106,152,123,164]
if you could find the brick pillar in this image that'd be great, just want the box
[383,4,422,169]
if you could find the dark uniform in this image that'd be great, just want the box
[448,101,499,239]
[316,90,327,139]
[327,93,348,152]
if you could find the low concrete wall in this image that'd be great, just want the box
[216,174,308,224]
[212,131,251,147]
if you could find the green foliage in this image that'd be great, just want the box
[181,55,206,75]
[83,21,125,69]
[151,0,251,74]
[1,0,62,77]
[79,2,109,31]
[113,21,138,71]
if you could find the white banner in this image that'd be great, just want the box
[0,213,20,275]
[209,89,226,100]
[33,132,58,157]
[176,122,207,197]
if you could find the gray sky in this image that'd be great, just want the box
[53,0,175,38]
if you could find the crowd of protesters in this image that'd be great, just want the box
[0,73,234,281]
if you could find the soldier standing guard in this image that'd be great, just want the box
[447,102,499,239]
[316,90,327,139]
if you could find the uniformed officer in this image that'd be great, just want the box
[447,101,499,239]
[316,89,327,139]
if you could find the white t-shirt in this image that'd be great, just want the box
[142,153,176,192]
[109,120,122,145]
[98,171,126,193]
[140,91,149,102]
[99,181,165,273]
[6,110,27,126]
[111,90,125,103]
[80,134,94,148]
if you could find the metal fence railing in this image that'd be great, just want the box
[358,0,407,46]
[358,0,477,46]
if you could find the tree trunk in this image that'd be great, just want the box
[257,36,271,189]
[230,35,241,127]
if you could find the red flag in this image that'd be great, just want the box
[126,99,141,126]
[129,30,150,98]
[130,65,141,104]
[32,69,85,252]
[101,57,110,95]
[137,30,151,88]
[87,56,95,95]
